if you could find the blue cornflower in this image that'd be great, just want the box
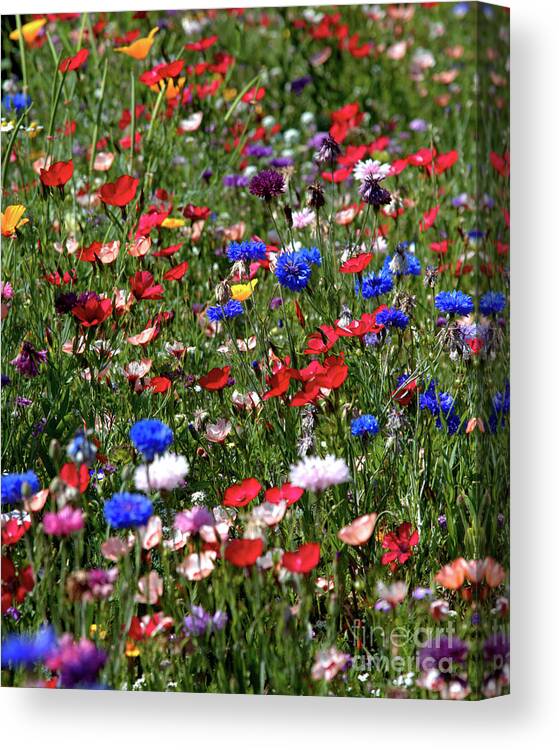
[1,470,40,505]
[206,299,244,322]
[419,381,462,435]
[489,381,510,432]
[383,251,421,277]
[376,307,409,330]
[183,605,228,637]
[67,431,97,466]
[129,418,173,460]
[435,290,474,316]
[1,626,57,669]
[275,250,313,291]
[351,414,380,438]
[226,240,267,263]
[479,291,507,316]
[2,92,31,115]
[103,492,153,529]
[360,271,393,299]
[299,246,322,267]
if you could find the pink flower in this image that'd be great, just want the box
[311,647,352,682]
[176,551,217,581]
[135,571,163,604]
[337,513,378,546]
[43,506,85,536]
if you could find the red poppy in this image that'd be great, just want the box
[225,538,263,567]
[183,204,211,221]
[148,376,172,393]
[322,167,351,183]
[223,478,262,508]
[1,517,31,546]
[393,378,418,406]
[40,159,74,188]
[199,366,231,391]
[185,35,218,52]
[490,151,510,178]
[339,252,374,274]
[163,261,189,281]
[153,243,183,258]
[262,367,296,400]
[1,556,34,613]
[99,175,139,207]
[264,483,304,507]
[427,150,458,175]
[430,240,449,254]
[282,543,320,574]
[304,326,339,355]
[407,147,436,167]
[59,48,89,73]
[242,86,265,104]
[129,271,165,300]
[60,462,89,493]
[389,158,409,176]
[419,205,440,232]
[381,522,419,567]
[72,297,113,327]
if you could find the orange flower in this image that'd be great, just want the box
[435,558,466,590]
[9,18,46,45]
[115,27,159,60]
[1,204,29,237]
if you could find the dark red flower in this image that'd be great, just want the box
[40,159,74,188]
[129,271,165,300]
[99,175,139,207]
[392,378,418,406]
[72,297,112,327]
[1,517,31,546]
[223,478,262,508]
[183,204,211,221]
[225,538,263,567]
[282,543,320,574]
[1,556,34,613]
[381,522,419,567]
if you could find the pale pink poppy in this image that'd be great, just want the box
[466,417,485,434]
[32,155,52,175]
[231,390,261,411]
[24,489,49,513]
[335,205,359,225]
[199,520,231,545]
[337,512,378,546]
[101,536,133,561]
[190,220,205,243]
[113,289,135,316]
[96,240,120,264]
[127,325,159,346]
[387,41,407,61]
[123,358,152,383]
[127,236,152,257]
[316,576,335,593]
[485,557,506,588]
[135,571,163,604]
[179,111,203,132]
[139,515,162,550]
[76,191,101,209]
[93,151,115,171]
[376,580,408,607]
[433,69,459,85]
[251,501,286,527]
[205,418,232,443]
[54,237,79,255]
[459,558,487,584]
[176,550,217,581]
[62,337,87,355]
[163,527,190,551]
[222,222,245,242]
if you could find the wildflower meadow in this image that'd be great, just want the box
[0,3,510,699]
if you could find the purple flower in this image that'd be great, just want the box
[10,341,47,378]
[419,635,469,672]
[46,635,107,688]
[249,169,286,201]
[174,505,214,534]
[183,605,228,637]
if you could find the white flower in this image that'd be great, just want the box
[289,455,350,493]
[353,159,391,183]
[134,453,189,492]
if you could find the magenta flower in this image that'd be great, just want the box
[43,506,85,536]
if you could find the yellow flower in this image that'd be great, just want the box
[223,88,238,102]
[162,77,186,101]
[26,121,43,139]
[89,624,107,639]
[9,18,46,45]
[231,279,259,301]
[125,641,140,658]
[1,205,29,237]
[161,217,185,229]
[115,27,159,60]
